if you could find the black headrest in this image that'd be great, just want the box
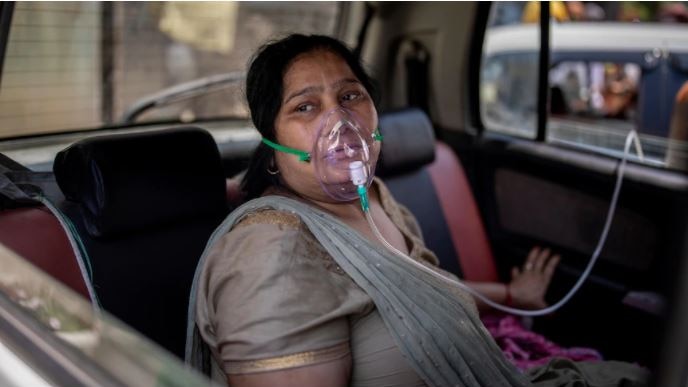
[376,108,436,177]
[54,127,227,238]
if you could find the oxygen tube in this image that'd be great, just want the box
[353,130,644,317]
[263,106,644,316]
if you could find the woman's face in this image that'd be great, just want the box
[273,49,379,203]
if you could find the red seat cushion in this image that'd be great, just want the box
[0,207,90,298]
[427,142,498,282]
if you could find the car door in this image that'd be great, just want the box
[452,1,688,370]
[352,1,688,376]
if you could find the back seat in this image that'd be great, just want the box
[0,127,229,359]
[52,127,229,358]
[0,206,90,297]
[0,153,91,299]
[377,108,499,282]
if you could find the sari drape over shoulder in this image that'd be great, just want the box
[186,194,529,387]
[186,191,649,387]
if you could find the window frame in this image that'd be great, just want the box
[0,2,13,89]
[470,2,550,140]
[472,2,688,172]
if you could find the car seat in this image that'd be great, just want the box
[377,108,499,282]
[51,127,229,358]
[0,153,92,299]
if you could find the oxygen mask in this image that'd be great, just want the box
[313,108,379,201]
[262,107,381,203]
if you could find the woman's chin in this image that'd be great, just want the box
[322,186,359,201]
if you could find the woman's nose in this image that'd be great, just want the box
[321,108,347,129]
[325,106,347,120]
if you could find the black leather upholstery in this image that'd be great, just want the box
[378,108,463,276]
[53,127,229,358]
[55,128,227,238]
[376,108,436,177]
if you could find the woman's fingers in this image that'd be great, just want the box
[534,247,551,272]
[542,254,561,288]
[523,246,560,279]
[544,254,560,277]
[524,246,540,271]
[511,266,520,279]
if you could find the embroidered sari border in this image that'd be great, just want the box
[225,342,350,374]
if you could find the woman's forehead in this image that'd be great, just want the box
[283,50,356,90]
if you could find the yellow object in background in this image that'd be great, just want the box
[159,2,239,54]
[522,1,570,23]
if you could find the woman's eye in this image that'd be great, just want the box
[296,103,314,113]
[341,91,361,102]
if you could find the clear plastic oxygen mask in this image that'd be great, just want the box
[313,109,377,204]
[261,107,381,207]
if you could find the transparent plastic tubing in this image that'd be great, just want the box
[359,130,643,317]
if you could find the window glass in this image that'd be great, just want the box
[548,2,688,169]
[0,1,340,139]
[548,61,647,157]
[0,244,219,386]
[0,2,103,138]
[480,1,688,170]
[481,1,539,138]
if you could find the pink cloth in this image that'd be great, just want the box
[482,314,603,370]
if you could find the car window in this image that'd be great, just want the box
[0,243,220,386]
[0,2,340,139]
[481,3,540,138]
[480,1,688,170]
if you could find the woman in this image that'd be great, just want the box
[186,34,647,387]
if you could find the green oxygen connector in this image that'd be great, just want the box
[357,185,369,212]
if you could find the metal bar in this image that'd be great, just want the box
[536,1,551,142]
[0,2,15,89]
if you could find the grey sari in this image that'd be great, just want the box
[186,195,529,387]
[185,195,649,387]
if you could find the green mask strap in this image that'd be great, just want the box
[373,127,383,142]
[261,138,311,162]
[262,126,381,162]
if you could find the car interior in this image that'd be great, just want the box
[0,2,687,386]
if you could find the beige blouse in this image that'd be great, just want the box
[195,179,461,386]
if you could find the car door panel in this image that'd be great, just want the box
[444,131,688,367]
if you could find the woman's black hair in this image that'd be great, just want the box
[241,34,379,200]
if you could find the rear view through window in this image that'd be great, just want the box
[480,1,688,170]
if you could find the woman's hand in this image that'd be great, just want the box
[508,247,560,310]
